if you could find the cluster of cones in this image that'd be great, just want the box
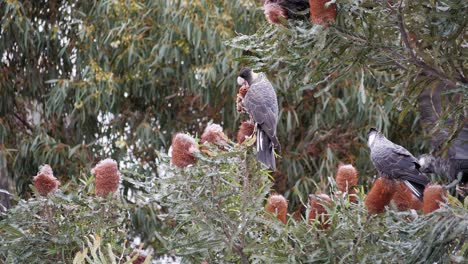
[170,121,255,168]
[365,178,447,215]
[265,164,356,229]
[264,0,337,26]
[32,158,120,198]
[265,164,448,228]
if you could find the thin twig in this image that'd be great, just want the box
[13,112,33,131]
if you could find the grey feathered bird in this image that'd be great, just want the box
[237,68,280,170]
[418,82,468,183]
[367,128,430,199]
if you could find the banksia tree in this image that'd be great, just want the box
[335,164,358,202]
[236,121,255,144]
[32,165,60,196]
[309,0,337,25]
[265,194,288,224]
[92,158,120,197]
[423,184,447,214]
[365,178,396,214]
[171,133,199,168]
[308,193,332,229]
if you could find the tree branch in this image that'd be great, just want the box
[396,2,457,87]
[13,112,34,132]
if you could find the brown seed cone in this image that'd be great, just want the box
[347,188,358,203]
[171,133,198,168]
[264,3,288,25]
[423,184,447,214]
[265,194,288,224]
[335,164,358,193]
[92,158,120,197]
[411,195,423,211]
[236,121,255,144]
[391,181,415,211]
[236,82,249,113]
[308,193,332,229]
[200,123,227,145]
[365,177,396,214]
[33,164,60,196]
[309,0,337,25]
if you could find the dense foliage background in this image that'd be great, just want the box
[0,0,466,263]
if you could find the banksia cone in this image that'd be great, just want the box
[391,182,423,211]
[265,194,288,224]
[92,158,120,197]
[200,123,227,145]
[365,177,396,214]
[264,3,288,25]
[391,181,414,211]
[33,164,60,196]
[308,193,332,229]
[236,82,249,113]
[335,164,358,202]
[423,184,447,214]
[171,133,198,168]
[309,0,337,25]
[236,120,255,144]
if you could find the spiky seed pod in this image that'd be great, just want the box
[264,3,288,25]
[410,195,423,211]
[423,184,447,214]
[265,194,288,224]
[32,164,60,196]
[308,193,332,229]
[236,82,249,113]
[92,158,120,197]
[391,181,414,211]
[200,123,227,145]
[309,0,337,25]
[335,164,358,202]
[171,133,199,168]
[365,177,396,214]
[236,121,255,144]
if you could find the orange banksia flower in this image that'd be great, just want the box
[265,194,288,224]
[423,184,447,214]
[391,181,415,211]
[309,0,337,25]
[33,164,60,196]
[200,123,227,145]
[92,158,120,197]
[335,164,358,202]
[236,121,255,144]
[264,3,288,25]
[171,133,199,168]
[365,177,396,214]
[308,193,332,229]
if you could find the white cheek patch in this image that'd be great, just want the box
[368,133,376,146]
[251,72,259,81]
[237,77,245,85]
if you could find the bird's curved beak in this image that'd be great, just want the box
[237,77,245,86]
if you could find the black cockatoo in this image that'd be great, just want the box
[367,128,430,199]
[237,68,280,170]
